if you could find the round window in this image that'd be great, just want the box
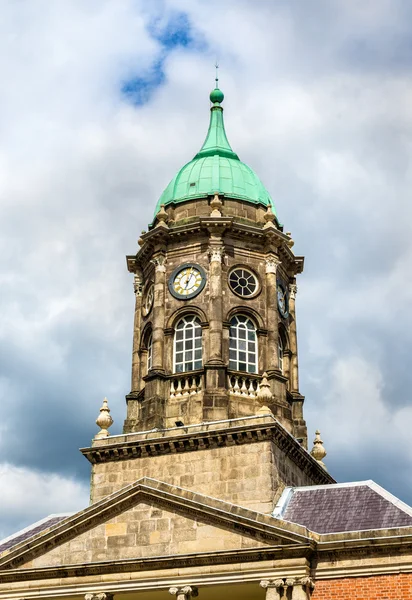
[228,267,259,298]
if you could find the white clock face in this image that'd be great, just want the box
[168,264,206,300]
[173,266,203,296]
[142,283,154,316]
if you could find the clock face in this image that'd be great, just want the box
[142,283,154,316]
[169,263,206,300]
[277,282,289,318]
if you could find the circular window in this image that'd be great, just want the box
[228,267,259,298]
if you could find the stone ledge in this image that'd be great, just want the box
[81,415,334,486]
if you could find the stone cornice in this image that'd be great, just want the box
[80,415,334,486]
[0,548,311,586]
[127,217,302,275]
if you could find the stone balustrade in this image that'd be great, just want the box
[228,373,261,398]
[170,374,203,399]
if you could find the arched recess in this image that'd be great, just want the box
[225,305,265,331]
[278,323,291,384]
[166,306,208,331]
[139,322,153,381]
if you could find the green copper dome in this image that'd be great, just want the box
[154,88,278,218]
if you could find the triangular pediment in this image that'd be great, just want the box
[0,478,312,572]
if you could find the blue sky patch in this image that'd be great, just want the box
[121,11,195,106]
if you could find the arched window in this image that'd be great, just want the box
[278,336,284,373]
[174,315,202,373]
[147,333,153,371]
[229,315,257,373]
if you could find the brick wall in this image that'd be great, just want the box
[313,574,412,600]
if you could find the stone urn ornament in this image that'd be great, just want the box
[95,397,113,439]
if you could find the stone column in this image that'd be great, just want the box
[85,594,114,600]
[265,254,281,373]
[131,270,143,392]
[208,242,224,365]
[150,254,166,372]
[260,578,315,600]
[289,283,299,392]
[169,586,198,600]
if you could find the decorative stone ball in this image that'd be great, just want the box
[210,88,224,104]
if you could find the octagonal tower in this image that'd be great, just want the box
[124,86,307,447]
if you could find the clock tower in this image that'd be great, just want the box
[124,85,307,448]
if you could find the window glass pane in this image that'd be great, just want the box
[248,342,255,351]
[195,350,201,360]
[185,351,192,361]
[176,330,184,341]
[229,360,236,370]
[247,364,255,373]
[239,340,246,350]
[248,353,255,363]
[237,315,247,323]
[239,352,246,361]
[176,341,183,352]
[229,339,236,349]
[176,364,183,373]
[229,350,236,360]
[186,339,193,350]
[194,360,202,370]
[239,328,246,339]
[248,331,255,340]
[239,362,246,371]
[185,361,193,371]
[195,338,202,348]
[176,352,183,362]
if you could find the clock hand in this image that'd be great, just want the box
[185,267,194,289]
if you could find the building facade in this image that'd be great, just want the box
[1,86,412,600]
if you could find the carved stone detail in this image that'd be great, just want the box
[289,283,298,299]
[151,254,167,272]
[133,271,143,296]
[260,577,315,599]
[265,254,281,274]
[85,593,114,600]
[208,245,225,263]
[169,586,198,600]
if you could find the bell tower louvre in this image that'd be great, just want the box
[5,84,412,600]
[124,85,307,446]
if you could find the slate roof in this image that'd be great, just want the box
[273,481,412,534]
[0,514,71,554]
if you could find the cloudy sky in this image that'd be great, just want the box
[1,0,412,539]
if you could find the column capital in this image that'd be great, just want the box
[265,254,281,274]
[85,594,114,600]
[133,271,143,296]
[151,254,167,272]
[208,245,225,263]
[169,586,198,600]
[289,283,298,299]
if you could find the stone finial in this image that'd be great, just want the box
[286,231,295,248]
[169,587,198,600]
[210,193,223,217]
[263,205,276,229]
[310,430,327,470]
[95,398,113,439]
[257,372,274,415]
[138,230,146,246]
[155,203,169,227]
